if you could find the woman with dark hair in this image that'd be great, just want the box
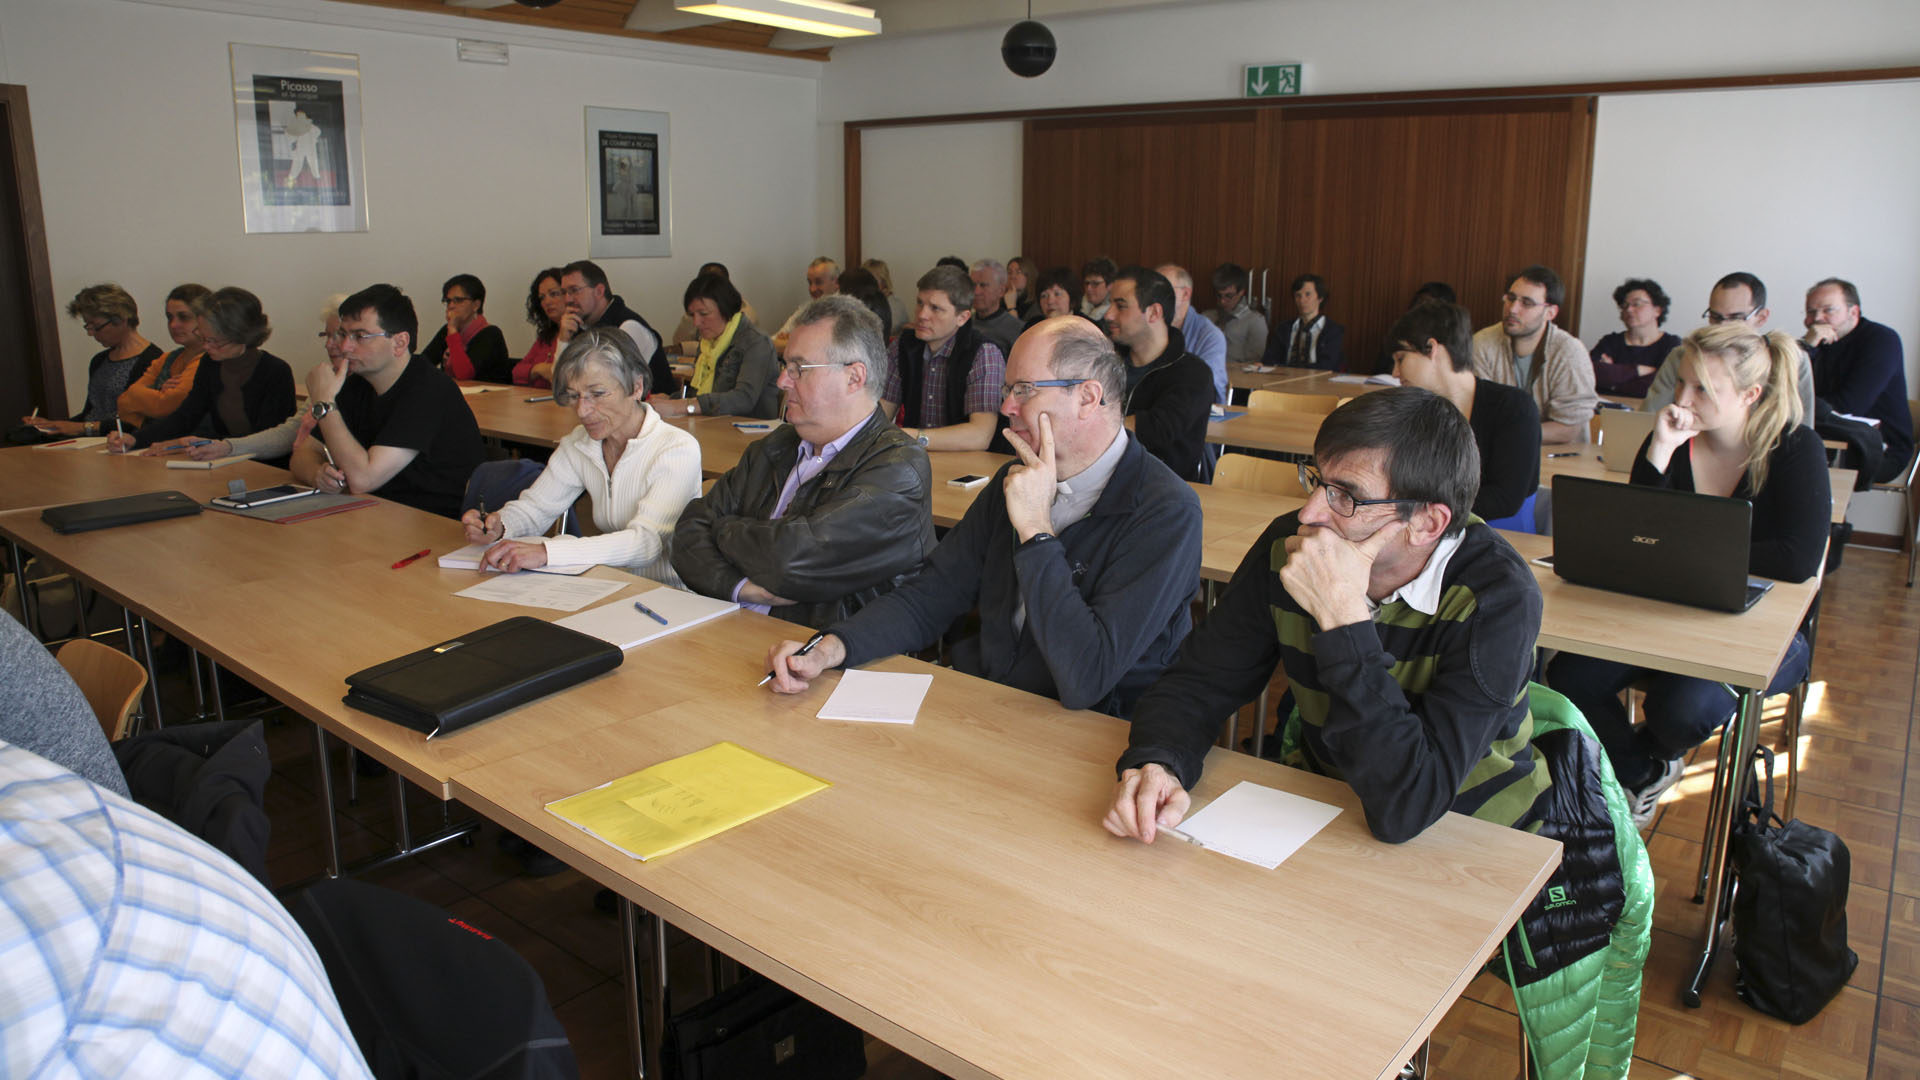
[116,283,210,427]
[670,262,758,347]
[1005,256,1038,321]
[1027,266,1083,326]
[837,266,893,339]
[512,267,566,388]
[22,284,159,438]
[1590,278,1681,398]
[649,272,779,419]
[106,287,295,459]
[420,273,511,383]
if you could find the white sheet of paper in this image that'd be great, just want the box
[815,669,934,724]
[1327,374,1369,384]
[555,588,739,650]
[459,385,507,396]
[1177,781,1343,870]
[437,541,594,576]
[453,573,626,612]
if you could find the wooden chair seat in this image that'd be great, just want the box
[56,638,148,742]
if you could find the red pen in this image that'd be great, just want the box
[391,548,430,570]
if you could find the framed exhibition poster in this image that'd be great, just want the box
[585,106,671,258]
[230,43,368,234]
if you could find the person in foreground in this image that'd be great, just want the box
[462,329,701,583]
[1105,388,1651,1080]
[673,296,934,626]
[1549,322,1828,825]
[766,316,1203,719]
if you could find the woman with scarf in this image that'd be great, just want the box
[420,273,511,383]
[648,271,778,419]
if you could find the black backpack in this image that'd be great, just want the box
[1730,747,1858,1024]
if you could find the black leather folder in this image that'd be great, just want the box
[40,490,202,534]
[342,616,623,738]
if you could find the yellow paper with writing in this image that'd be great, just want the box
[545,741,830,861]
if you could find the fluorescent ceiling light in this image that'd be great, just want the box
[675,0,881,37]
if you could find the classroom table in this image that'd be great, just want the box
[450,604,1563,1080]
[0,443,289,512]
[1538,446,1857,523]
[1259,369,1398,398]
[1226,364,1300,393]
[1203,409,1323,454]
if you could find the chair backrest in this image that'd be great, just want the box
[461,458,548,516]
[1213,453,1307,497]
[56,639,147,742]
[1247,390,1339,417]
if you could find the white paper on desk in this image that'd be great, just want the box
[816,669,933,724]
[437,541,594,576]
[32,436,109,450]
[453,573,626,612]
[1177,781,1342,870]
[165,453,256,470]
[459,385,507,396]
[555,588,738,649]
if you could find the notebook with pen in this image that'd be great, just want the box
[342,616,622,737]
[555,587,739,650]
[1549,475,1773,613]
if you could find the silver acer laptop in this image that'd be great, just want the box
[1597,410,1658,473]
[1548,475,1773,612]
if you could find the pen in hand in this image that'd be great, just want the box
[759,630,828,687]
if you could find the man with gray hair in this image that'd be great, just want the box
[772,256,841,354]
[969,258,1023,356]
[1157,263,1230,405]
[674,296,935,628]
[765,315,1203,720]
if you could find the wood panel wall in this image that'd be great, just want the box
[1019,96,1596,373]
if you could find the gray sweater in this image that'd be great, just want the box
[0,610,129,796]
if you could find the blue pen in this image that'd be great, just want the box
[632,599,668,626]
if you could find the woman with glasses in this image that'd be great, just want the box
[150,295,347,463]
[648,271,779,420]
[511,267,567,389]
[114,284,210,429]
[420,273,511,384]
[20,284,160,439]
[461,329,701,582]
[1589,278,1680,398]
[107,287,295,461]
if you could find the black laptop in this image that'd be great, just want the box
[1548,475,1774,613]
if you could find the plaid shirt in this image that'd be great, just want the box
[885,334,1006,428]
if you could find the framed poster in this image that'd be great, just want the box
[229,44,368,234]
[585,106,671,258]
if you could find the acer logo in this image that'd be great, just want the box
[1631,535,1660,545]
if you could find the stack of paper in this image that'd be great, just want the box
[815,669,933,724]
[453,573,626,612]
[438,541,594,576]
[555,588,738,650]
[1175,782,1342,870]
[166,453,256,470]
[547,741,830,861]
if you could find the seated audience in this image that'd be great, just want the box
[1029,266,1081,326]
[1590,278,1681,398]
[836,266,893,339]
[1642,271,1815,425]
[1804,277,1911,481]
[772,256,840,353]
[1262,272,1346,371]
[1157,263,1229,405]
[863,257,911,334]
[766,316,1202,719]
[1471,264,1597,443]
[115,283,208,428]
[290,284,485,518]
[1550,322,1829,825]
[1204,262,1269,367]
[673,296,934,626]
[649,272,778,419]
[935,255,969,272]
[463,329,701,584]
[670,262,759,347]
[1080,256,1117,323]
[514,267,566,389]
[1005,256,1038,321]
[884,265,1008,452]
[557,259,676,395]
[1409,281,1457,307]
[151,294,341,463]
[968,258,1024,356]
[1106,265,1213,482]
[24,284,159,438]
[1389,300,1541,523]
[109,287,295,458]
[419,273,510,383]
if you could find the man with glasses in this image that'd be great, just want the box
[1471,265,1597,443]
[1803,277,1910,482]
[673,296,935,627]
[764,315,1202,720]
[290,283,484,518]
[556,259,677,397]
[1204,262,1269,369]
[1640,271,1816,424]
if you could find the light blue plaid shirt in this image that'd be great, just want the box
[0,741,371,1079]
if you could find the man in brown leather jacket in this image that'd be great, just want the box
[672,296,935,628]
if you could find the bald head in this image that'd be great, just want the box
[1155,263,1194,325]
[1003,316,1127,477]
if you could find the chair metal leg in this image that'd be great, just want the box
[135,615,164,729]
[1783,683,1806,821]
[1685,689,1763,1006]
[621,900,668,1078]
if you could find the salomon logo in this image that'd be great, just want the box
[1631,536,1659,545]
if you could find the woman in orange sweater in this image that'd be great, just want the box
[116,283,209,427]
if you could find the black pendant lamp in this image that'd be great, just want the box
[1001,1,1056,78]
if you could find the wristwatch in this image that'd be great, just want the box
[915,432,930,448]
[310,401,334,421]
[687,400,699,416]
[1019,532,1057,550]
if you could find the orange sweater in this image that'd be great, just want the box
[116,347,202,428]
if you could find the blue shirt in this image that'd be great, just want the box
[1178,312,1229,405]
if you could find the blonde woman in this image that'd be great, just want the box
[116,283,210,427]
[1548,322,1830,826]
[863,257,910,336]
[24,284,158,438]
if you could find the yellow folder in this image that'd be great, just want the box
[545,741,831,861]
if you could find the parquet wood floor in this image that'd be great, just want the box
[220,545,1917,1079]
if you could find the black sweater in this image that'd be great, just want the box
[132,350,296,451]
[1469,378,1541,520]
[1122,323,1214,482]
[1630,423,1830,583]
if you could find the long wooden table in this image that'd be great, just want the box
[1204,409,1324,454]
[1539,446,1858,523]
[0,444,289,512]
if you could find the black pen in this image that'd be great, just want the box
[1546,451,1580,459]
[759,630,827,687]
[525,394,553,403]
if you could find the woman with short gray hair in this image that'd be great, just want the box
[20,284,160,439]
[107,287,296,459]
[461,328,703,583]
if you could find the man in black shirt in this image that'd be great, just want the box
[291,283,484,519]
[1105,266,1213,482]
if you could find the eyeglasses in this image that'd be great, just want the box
[780,360,849,379]
[553,387,618,407]
[315,329,349,343]
[202,334,236,350]
[442,295,474,306]
[561,285,594,299]
[345,330,391,343]
[82,319,115,334]
[1503,293,1546,310]
[1296,463,1424,518]
[1702,308,1759,324]
[1000,378,1086,402]
[1618,298,1654,311]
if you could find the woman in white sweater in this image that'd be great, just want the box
[459,328,701,584]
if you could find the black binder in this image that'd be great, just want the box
[40,490,202,534]
[342,616,623,738]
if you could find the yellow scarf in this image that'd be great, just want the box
[692,313,741,396]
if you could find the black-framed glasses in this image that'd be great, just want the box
[1296,463,1423,518]
[1702,307,1758,324]
[1001,378,1085,402]
[442,295,474,306]
[82,318,115,334]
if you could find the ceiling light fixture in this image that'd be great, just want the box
[674,0,880,38]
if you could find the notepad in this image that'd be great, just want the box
[166,453,257,470]
[555,588,738,649]
[459,385,507,395]
[815,669,933,724]
[1329,373,1401,386]
[453,573,626,612]
[546,741,830,861]
[33,437,110,451]
[1175,781,1342,870]
[437,541,594,576]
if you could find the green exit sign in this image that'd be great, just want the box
[1244,63,1301,98]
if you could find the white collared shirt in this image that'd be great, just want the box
[1370,531,1466,618]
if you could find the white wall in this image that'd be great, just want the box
[0,0,822,408]
[859,121,1021,286]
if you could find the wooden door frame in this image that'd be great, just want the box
[0,84,66,417]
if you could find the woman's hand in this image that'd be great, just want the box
[460,509,504,544]
[1645,403,1699,474]
[480,539,548,572]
